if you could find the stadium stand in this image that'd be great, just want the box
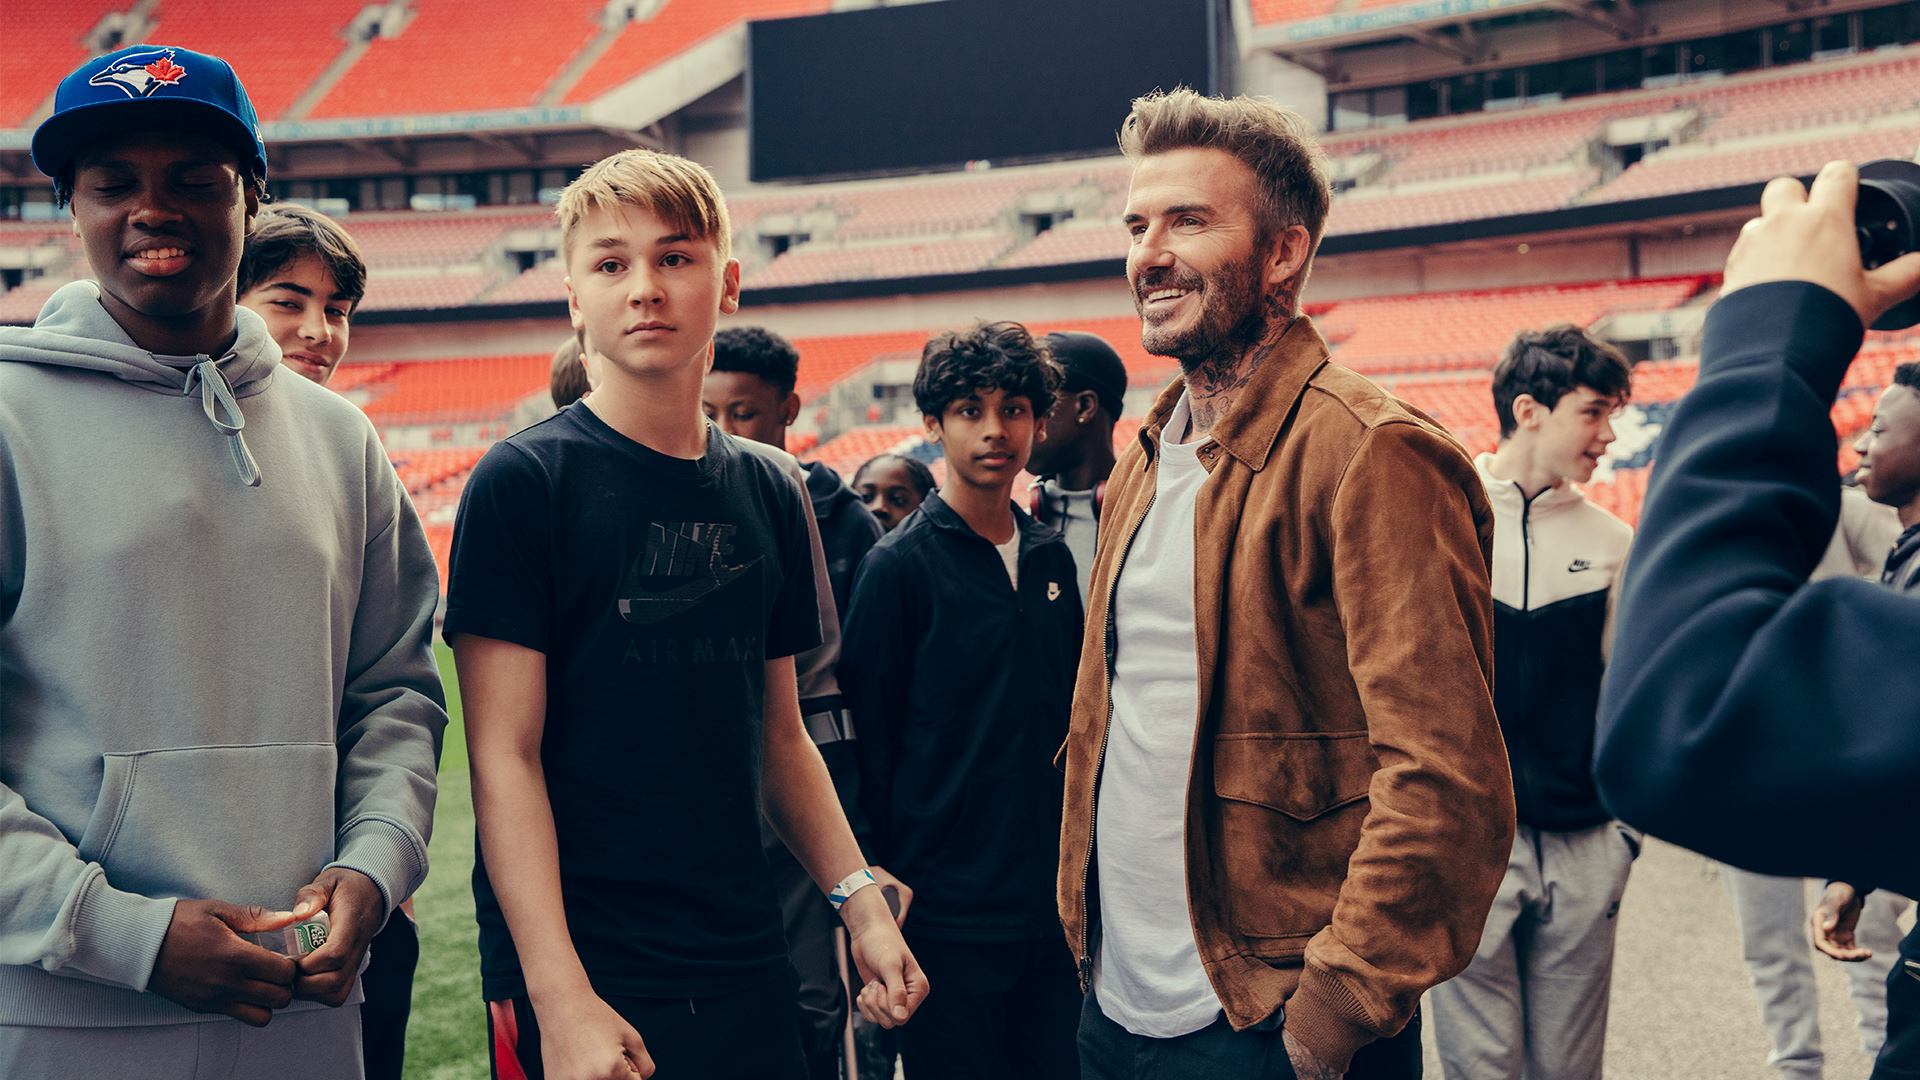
[0,281,62,326]
[1315,276,1711,374]
[1586,124,1920,203]
[144,0,365,120]
[357,271,497,312]
[0,1,123,128]
[560,0,834,105]
[744,236,1020,289]
[485,262,569,306]
[306,0,607,117]
[339,208,553,269]
[346,353,550,423]
[1328,169,1601,234]
[997,223,1128,268]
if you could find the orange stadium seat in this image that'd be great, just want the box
[0,1,122,127]
[1588,125,1920,203]
[486,263,570,306]
[389,446,488,494]
[999,224,1130,269]
[307,0,606,117]
[143,0,366,120]
[1318,276,1709,374]
[561,0,835,105]
[343,354,550,422]
[340,208,551,270]
[356,273,497,312]
[744,236,1019,289]
[1327,170,1600,234]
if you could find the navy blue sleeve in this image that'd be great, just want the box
[764,473,824,661]
[442,442,553,653]
[1595,281,1920,894]
[840,542,919,864]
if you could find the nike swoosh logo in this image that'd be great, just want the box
[619,560,758,625]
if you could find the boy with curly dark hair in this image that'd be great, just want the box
[840,321,1085,1080]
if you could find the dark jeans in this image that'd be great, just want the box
[1079,987,1423,1080]
[486,971,806,1080]
[1874,924,1920,1080]
[360,912,419,1080]
[899,932,1084,1080]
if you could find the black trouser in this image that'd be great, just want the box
[899,932,1084,1080]
[1874,924,1920,1080]
[1078,987,1423,1080]
[487,972,806,1080]
[360,912,419,1080]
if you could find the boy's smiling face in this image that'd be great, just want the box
[69,130,257,345]
[565,203,740,384]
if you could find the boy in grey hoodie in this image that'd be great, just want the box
[0,45,444,1078]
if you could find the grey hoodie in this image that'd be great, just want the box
[0,282,446,1027]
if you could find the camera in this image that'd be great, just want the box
[1857,158,1920,329]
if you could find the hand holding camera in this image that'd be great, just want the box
[1723,159,1920,331]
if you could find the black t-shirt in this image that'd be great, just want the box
[444,404,821,1001]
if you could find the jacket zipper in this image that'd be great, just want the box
[1078,487,1157,990]
[1513,483,1537,823]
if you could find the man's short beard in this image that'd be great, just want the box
[1137,248,1274,376]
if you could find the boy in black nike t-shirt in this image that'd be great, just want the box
[445,149,925,1080]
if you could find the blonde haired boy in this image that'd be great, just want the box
[447,149,926,1080]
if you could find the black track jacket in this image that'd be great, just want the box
[840,492,1083,941]
[1477,454,1632,831]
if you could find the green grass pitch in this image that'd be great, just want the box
[402,639,486,1080]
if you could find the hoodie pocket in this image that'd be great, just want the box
[1212,732,1375,947]
[78,743,338,909]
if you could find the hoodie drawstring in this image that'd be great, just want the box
[184,359,262,487]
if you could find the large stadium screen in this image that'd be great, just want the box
[747,0,1215,181]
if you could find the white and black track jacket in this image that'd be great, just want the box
[1477,453,1634,832]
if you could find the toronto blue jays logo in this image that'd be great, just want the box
[89,49,189,99]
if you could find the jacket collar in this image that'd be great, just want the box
[1473,452,1587,517]
[919,489,1055,550]
[1135,316,1332,471]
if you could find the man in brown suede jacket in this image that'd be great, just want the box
[1060,88,1516,1080]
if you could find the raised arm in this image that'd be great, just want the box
[1595,163,1920,893]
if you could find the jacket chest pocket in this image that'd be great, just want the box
[1211,732,1375,951]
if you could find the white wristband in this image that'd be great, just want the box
[829,868,878,911]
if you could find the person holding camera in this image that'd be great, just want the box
[1594,161,1920,897]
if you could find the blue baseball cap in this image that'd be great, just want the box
[31,44,267,182]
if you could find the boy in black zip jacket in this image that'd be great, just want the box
[1429,325,1637,1080]
[841,321,1085,1080]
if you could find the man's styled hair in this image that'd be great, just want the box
[236,203,367,313]
[1491,323,1634,438]
[913,321,1063,420]
[1119,87,1332,262]
[551,334,590,409]
[1894,361,1920,391]
[712,326,801,398]
[556,148,731,263]
[855,452,937,498]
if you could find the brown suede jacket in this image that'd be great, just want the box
[1055,316,1516,1072]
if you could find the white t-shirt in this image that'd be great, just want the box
[995,531,1020,589]
[1093,391,1221,1037]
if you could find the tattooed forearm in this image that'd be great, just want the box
[1283,1030,1344,1080]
